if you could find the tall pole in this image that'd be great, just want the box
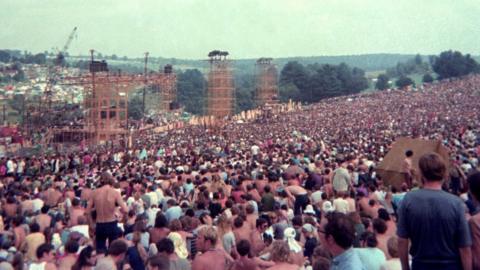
[90,49,96,143]
[142,52,149,116]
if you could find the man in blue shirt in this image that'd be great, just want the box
[397,153,472,270]
[322,212,366,270]
[165,199,182,223]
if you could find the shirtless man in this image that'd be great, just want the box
[68,198,86,227]
[233,217,252,244]
[12,216,26,250]
[373,218,391,259]
[35,206,52,233]
[192,226,232,270]
[284,184,309,215]
[245,204,258,230]
[402,150,414,187]
[87,172,128,253]
[43,185,63,208]
[57,240,79,270]
[250,218,268,256]
[20,194,34,215]
[255,174,268,196]
[247,185,261,203]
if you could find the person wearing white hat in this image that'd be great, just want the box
[283,227,305,266]
[322,201,335,214]
[304,204,316,215]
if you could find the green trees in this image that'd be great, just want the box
[280,61,309,91]
[431,50,479,80]
[128,96,143,120]
[386,54,429,78]
[176,69,206,115]
[422,73,434,83]
[395,75,414,88]
[279,61,368,103]
[235,73,255,113]
[375,74,390,90]
[0,50,46,65]
[0,50,11,63]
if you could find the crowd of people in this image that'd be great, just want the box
[0,75,479,270]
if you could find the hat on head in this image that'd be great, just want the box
[322,201,335,213]
[304,205,315,215]
[283,227,302,253]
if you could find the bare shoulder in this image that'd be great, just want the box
[45,262,57,270]
[192,254,209,270]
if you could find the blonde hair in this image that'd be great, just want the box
[270,240,291,263]
[216,214,232,237]
[198,225,218,245]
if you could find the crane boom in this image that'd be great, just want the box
[61,26,77,55]
[55,26,77,67]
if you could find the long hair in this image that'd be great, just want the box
[71,245,94,270]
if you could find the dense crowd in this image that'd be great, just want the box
[0,75,479,270]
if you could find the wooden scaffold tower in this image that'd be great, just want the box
[207,50,234,118]
[60,50,177,145]
[255,57,279,107]
[144,64,177,113]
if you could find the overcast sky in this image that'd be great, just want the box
[1,0,479,59]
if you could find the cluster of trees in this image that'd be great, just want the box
[172,62,370,115]
[279,62,368,103]
[0,50,46,65]
[127,95,144,120]
[175,69,257,115]
[431,50,479,80]
[375,50,479,90]
[375,73,416,90]
[176,69,206,115]
[386,54,429,78]
[376,54,431,90]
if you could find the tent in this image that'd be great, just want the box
[376,137,450,189]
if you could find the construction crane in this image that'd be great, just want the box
[31,27,78,131]
[55,26,77,67]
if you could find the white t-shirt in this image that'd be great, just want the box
[333,198,349,214]
[251,145,260,155]
[17,160,25,173]
[6,160,16,173]
[154,160,164,168]
[311,191,323,204]
[146,207,160,227]
[71,224,90,239]
[146,192,159,206]
[32,198,44,213]
[374,190,387,202]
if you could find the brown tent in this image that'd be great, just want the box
[376,137,450,189]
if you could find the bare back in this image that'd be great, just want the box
[91,186,120,223]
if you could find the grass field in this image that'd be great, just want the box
[364,71,436,92]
